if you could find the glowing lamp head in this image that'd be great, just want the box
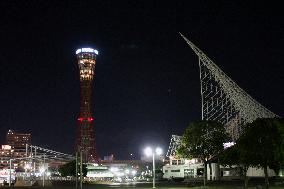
[144,147,153,157]
[155,147,162,155]
[144,146,162,156]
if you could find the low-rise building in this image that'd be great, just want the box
[163,157,276,181]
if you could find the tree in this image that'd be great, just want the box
[220,143,254,189]
[177,120,229,186]
[237,118,284,189]
[58,160,87,177]
[220,118,284,189]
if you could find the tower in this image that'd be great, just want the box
[75,47,99,162]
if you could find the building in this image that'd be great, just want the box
[163,156,276,181]
[86,159,145,181]
[6,130,31,160]
[75,48,99,163]
[0,145,13,169]
[0,130,32,171]
[163,157,204,180]
[164,135,276,180]
[103,154,114,161]
[6,129,31,158]
[7,130,31,150]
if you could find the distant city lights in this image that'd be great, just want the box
[110,167,119,173]
[131,170,137,176]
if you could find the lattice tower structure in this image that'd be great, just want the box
[75,48,99,163]
[166,135,182,157]
[180,33,278,141]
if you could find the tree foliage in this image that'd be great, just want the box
[58,160,87,177]
[220,118,284,189]
[219,144,240,166]
[178,120,229,185]
[220,142,253,189]
[179,120,229,161]
[238,118,284,189]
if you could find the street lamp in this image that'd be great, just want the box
[144,147,162,188]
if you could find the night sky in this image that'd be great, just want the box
[1,1,283,159]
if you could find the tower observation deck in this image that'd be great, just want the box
[75,47,99,163]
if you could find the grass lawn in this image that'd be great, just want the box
[1,181,284,189]
[1,186,284,189]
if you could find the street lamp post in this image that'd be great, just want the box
[43,154,45,187]
[152,152,155,188]
[76,152,78,189]
[80,151,83,189]
[144,147,162,189]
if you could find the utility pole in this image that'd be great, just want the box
[26,144,28,157]
[76,152,78,189]
[43,154,45,187]
[25,144,28,180]
[152,153,155,189]
[80,151,83,189]
[9,159,12,186]
[30,146,33,186]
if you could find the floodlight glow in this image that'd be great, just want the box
[155,147,162,155]
[125,169,130,174]
[131,170,137,176]
[116,172,125,177]
[110,167,119,172]
[144,147,153,157]
[116,177,122,182]
[24,164,31,170]
[39,166,45,174]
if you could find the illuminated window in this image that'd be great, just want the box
[171,170,180,172]
[184,169,194,178]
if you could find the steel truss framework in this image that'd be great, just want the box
[166,135,182,157]
[166,34,279,157]
[28,145,75,161]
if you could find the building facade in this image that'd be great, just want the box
[163,157,276,181]
[7,130,31,150]
[0,130,31,170]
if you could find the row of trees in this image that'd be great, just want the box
[58,160,87,177]
[177,118,284,189]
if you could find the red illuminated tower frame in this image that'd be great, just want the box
[75,47,99,163]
